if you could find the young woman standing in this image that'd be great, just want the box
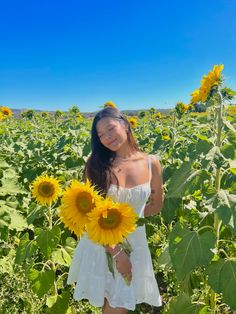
[67,106,163,313]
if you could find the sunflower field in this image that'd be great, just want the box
[0,66,236,314]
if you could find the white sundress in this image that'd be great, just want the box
[67,155,162,310]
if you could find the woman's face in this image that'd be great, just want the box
[96,117,128,151]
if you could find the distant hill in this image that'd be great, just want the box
[12,108,172,118]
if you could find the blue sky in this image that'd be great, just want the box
[0,0,236,112]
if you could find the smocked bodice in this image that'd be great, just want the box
[107,181,151,218]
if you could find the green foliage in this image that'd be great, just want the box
[0,92,235,313]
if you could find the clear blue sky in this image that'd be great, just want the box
[0,0,236,112]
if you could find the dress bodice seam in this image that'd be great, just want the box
[109,181,150,191]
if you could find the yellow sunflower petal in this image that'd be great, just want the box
[0,106,13,118]
[58,179,102,237]
[128,116,137,128]
[104,101,117,109]
[87,198,137,246]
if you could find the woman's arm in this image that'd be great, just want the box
[144,156,164,217]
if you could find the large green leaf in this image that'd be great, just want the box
[0,208,11,228]
[27,268,55,298]
[166,293,207,314]
[169,223,216,280]
[221,143,235,160]
[8,208,28,231]
[206,260,236,310]
[15,233,37,264]
[0,159,10,168]
[51,248,71,266]
[166,162,200,198]
[36,225,61,259]
[205,146,226,169]
[205,190,236,231]
[0,177,26,196]
[162,197,182,223]
[0,201,28,231]
[49,290,70,314]
[27,203,46,224]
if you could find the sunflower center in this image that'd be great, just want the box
[98,208,122,230]
[75,192,94,214]
[38,182,55,197]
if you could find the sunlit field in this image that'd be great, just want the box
[0,66,236,313]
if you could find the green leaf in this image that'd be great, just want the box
[0,208,11,228]
[0,159,10,168]
[46,295,57,308]
[51,248,71,266]
[36,225,61,259]
[229,159,236,174]
[221,143,235,160]
[205,190,236,231]
[166,162,200,198]
[162,197,182,223]
[15,233,37,264]
[27,203,46,224]
[166,293,205,314]
[223,119,236,133]
[106,252,115,279]
[8,208,28,231]
[1,202,27,231]
[206,260,236,310]
[195,139,212,155]
[0,177,26,196]
[205,146,226,169]
[27,268,55,298]
[158,245,172,267]
[49,290,70,314]
[169,223,216,280]
[64,237,77,256]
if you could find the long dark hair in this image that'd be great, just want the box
[84,107,140,196]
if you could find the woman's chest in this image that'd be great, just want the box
[111,158,149,187]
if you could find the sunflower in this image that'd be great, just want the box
[128,116,137,128]
[58,179,102,237]
[190,89,202,104]
[104,101,117,109]
[0,106,13,118]
[190,65,224,104]
[31,175,61,205]
[155,112,162,119]
[201,64,224,88]
[87,197,137,246]
[162,135,171,141]
[0,112,4,121]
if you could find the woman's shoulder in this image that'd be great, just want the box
[136,152,161,163]
[148,154,162,176]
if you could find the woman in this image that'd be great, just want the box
[67,106,164,314]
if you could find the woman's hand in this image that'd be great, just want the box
[115,250,132,282]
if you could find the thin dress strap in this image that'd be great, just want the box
[148,155,152,182]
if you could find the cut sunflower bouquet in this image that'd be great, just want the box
[57,179,138,285]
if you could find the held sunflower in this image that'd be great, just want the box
[87,198,138,246]
[58,179,102,237]
[31,175,61,205]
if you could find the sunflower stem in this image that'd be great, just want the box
[50,260,58,295]
[48,205,53,230]
[214,91,223,245]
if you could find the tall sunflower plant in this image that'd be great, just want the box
[31,174,62,229]
[57,179,138,285]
